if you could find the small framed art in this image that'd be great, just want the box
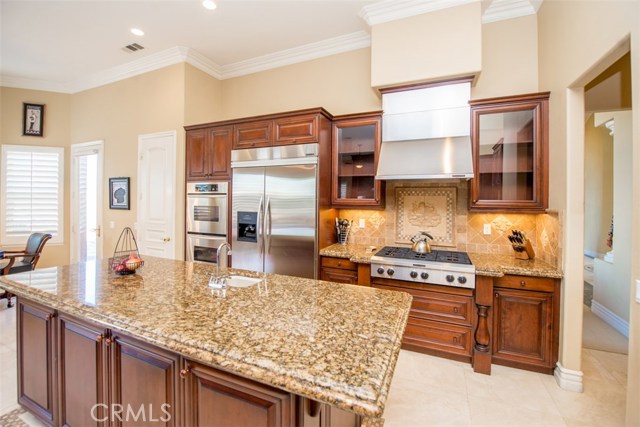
[23,103,45,137]
[109,177,130,210]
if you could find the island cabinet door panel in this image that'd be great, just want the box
[58,315,107,427]
[109,335,180,427]
[295,397,360,427]
[184,360,294,427]
[492,288,554,371]
[17,299,57,426]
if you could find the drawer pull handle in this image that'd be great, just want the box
[453,337,458,344]
[180,367,190,379]
[453,307,459,313]
[520,280,526,287]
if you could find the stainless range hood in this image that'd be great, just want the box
[376,81,474,180]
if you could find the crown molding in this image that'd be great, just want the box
[184,49,223,80]
[359,0,476,26]
[481,0,539,24]
[218,31,371,80]
[0,75,71,93]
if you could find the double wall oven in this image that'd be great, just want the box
[186,182,228,264]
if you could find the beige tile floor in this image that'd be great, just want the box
[0,300,628,427]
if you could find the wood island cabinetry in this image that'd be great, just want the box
[469,92,550,212]
[17,299,57,426]
[17,296,362,427]
[57,314,180,427]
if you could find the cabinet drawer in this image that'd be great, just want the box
[373,283,473,326]
[403,317,472,357]
[495,275,556,292]
[233,121,273,149]
[274,114,318,145]
[320,268,358,285]
[320,257,357,271]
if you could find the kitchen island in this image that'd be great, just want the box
[0,256,412,427]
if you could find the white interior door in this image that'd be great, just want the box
[137,131,176,259]
[71,141,104,263]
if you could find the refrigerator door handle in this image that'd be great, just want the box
[258,196,264,257]
[265,197,272,254]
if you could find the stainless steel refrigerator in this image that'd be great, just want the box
[231,144,318,279]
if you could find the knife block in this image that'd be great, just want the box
[513,239,535,260]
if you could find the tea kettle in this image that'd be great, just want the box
[411,231,434,254]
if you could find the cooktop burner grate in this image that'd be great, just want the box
[374,246,472,265]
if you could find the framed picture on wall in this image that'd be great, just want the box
[23,103,45,137]
[109,177,130,210]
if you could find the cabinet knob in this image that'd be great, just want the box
[453,307,459,313]
[46,313,54,321]
[96,334,103,343]
[105,337,115,346]
[180,367,190,379]
[495,293,499,298]
[520,280,526,287]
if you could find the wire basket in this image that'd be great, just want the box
[110,227,144,275]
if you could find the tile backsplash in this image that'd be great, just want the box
[338,181,561,268]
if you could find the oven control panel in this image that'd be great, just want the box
[370,263,475,289]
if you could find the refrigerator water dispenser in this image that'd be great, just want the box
[238,211,258,242]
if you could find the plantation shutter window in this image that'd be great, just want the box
[1,145,64,245]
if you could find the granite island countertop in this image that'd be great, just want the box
[0,256,412,418]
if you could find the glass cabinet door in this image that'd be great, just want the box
[332,113,384,208]
[470,93,549,212]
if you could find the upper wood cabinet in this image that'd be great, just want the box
[331,112,384,208]
[469,92,550,212]
[186,126,232,181]
[230,109,330,150]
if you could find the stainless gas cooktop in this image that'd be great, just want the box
[370,246,476,289]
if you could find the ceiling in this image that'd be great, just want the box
[0,0,543,94]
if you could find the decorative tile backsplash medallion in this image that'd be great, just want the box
[395,187,456,246]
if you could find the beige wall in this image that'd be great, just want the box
[371,3,482,88]
[221,48,380,119]
[70,63,187,260]
[584,114,613,256]
[472,15,539,100]
[184,64,224,125]
[0,87,72,268]
[538,0,639,422]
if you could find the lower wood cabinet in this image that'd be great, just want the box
[17,299,57,426]
[319,256,370,286]
[57,314,179,427]
[183,360,294,427]
[372,279,474,362]
[492,275,560,374]
[17,297,363,427]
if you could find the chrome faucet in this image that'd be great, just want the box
[210,242,232,288]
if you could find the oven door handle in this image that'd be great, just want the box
[257,196,264,257]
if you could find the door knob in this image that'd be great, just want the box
[163,237,171,242]
[91,226,101,237]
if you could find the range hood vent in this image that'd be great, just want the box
[376,80,474,180]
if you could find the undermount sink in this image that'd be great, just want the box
[225,275,262,288]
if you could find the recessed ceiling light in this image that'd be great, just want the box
[130,28,144,36]
[202,0,217,10]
